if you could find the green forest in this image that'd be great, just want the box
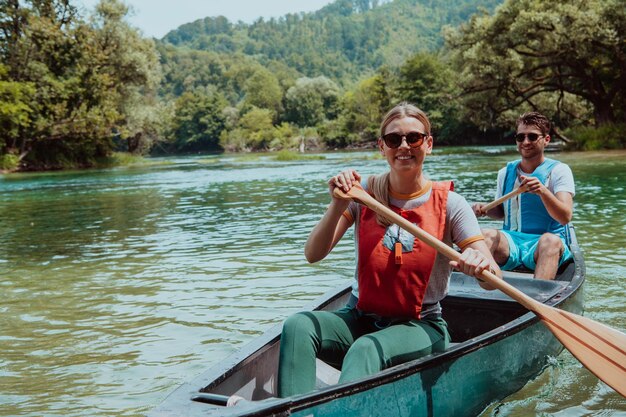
[1,0,625,172]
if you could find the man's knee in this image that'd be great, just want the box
[536,233,563,257]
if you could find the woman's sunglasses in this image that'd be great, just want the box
[515,133,543,142]
[382,131,427,149]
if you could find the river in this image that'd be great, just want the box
[1,148,624,416]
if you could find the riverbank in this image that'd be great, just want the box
[3,144,625,175]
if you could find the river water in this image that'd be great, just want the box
[1,148,624,416]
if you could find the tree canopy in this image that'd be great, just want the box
[2,0,624,171]
[0,0,161,169]
[445,0,626,128]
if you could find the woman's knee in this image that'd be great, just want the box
[349,336,379,356]
[345,336,384,368]
[340,336,385,380]
[282,312,316,338]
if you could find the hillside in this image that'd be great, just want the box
[161,0,502,85]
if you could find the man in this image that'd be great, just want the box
[473,112,575,280]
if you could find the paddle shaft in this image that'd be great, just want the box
[481,185,527,212]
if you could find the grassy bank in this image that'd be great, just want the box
[564,124,626,150]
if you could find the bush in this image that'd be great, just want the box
[564,123,626,150]
[0,154,19,171]
[269,122,300,150]
[273,150,325,161]
[219,128,251,152]
[96,152,145,168]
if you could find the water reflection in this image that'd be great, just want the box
[0,149,624,416]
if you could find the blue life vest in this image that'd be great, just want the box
[502,158,566,237]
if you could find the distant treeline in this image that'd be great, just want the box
[1,0,625,171]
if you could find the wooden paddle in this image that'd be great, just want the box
[481,185,527,212]
[333,183,626,397]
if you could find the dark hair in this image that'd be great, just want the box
[380,102,431,137]
[516,112,551,136]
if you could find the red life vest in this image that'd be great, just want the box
[356,181,452,319]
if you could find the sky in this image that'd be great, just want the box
[77,0,336,39]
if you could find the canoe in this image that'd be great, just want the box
[148,227,585,417]
[544,140,566,152]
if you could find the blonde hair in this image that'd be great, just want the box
[370,102,431,227]
[380,101,431,138]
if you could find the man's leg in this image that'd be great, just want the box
[482,228,510,266]
[532,233,564,280]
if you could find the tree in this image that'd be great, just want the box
[170,89,227,152]
[0,0,113,167]
[219,106,275,151]
[89,0,163,153]
[284,76,341,127]
[445,0,626,127]
[338,70,391,144]
[395,52,456,129]
[242,68,283,119]
[0,0,163,168]
[0,64,34,154]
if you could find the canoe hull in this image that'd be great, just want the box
[290,287,583,417]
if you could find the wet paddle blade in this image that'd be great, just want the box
[539,307,626,397]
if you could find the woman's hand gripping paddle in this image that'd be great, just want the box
[333,182,626,397]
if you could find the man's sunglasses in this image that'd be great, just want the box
[382,131,427,149]
[515,133,543,142]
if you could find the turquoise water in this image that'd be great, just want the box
[1,149,624,416]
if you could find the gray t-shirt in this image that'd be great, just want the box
[345,178,483,317]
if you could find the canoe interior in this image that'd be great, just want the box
[198,261,576,402]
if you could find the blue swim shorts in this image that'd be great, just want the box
[500,230,572,271]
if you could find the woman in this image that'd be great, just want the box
[278,102,502,397]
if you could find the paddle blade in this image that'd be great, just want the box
[539,308,626,397]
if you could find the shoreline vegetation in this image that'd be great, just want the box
[1,0,624,174]
[7,147,626,176]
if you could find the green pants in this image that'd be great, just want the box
[277,306,450,397]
